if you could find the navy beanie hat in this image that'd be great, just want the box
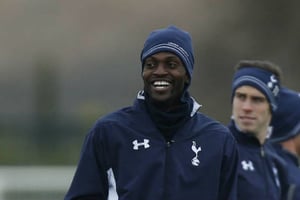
[140,25,194,82]
[232,67,281,112]
[270,87,300,143]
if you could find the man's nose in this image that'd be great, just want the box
[241,100,253,111]
[153,63,167,75]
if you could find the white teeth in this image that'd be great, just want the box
[153,81,170,87]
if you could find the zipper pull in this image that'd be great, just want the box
[260,147,265,157]
[166,140,175,147]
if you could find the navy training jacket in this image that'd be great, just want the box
[272,144,300,200]
[65,94,239,200]
[228,121,285,200]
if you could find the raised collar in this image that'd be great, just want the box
[228,120,262,148]
[136,90,201,117]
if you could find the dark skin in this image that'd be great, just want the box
[142,52,189,110]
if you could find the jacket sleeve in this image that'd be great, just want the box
[64,126,109,200]
[267,148,294,200]
[218,132,239,200]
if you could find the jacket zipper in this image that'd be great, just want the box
[261,146,269,199]
[163,139,175,199]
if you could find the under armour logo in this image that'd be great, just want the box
[132,139,150,150]
[191,141,202,166]
[241,160,255,171]
[267,75,279,97]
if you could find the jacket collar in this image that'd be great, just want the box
[228,120,262,148]
[136,90,201,117]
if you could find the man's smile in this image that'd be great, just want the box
[152,80,171,91]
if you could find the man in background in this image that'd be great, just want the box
[270,87,300,200]
[227,60,287,200]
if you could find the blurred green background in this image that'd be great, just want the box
[1,0,299,166]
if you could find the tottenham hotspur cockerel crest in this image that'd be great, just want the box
[191,141,202,166]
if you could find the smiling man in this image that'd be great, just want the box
[65,25,239,200]
[228,60,288,200]
[142,52,188,106]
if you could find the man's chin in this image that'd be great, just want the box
[148,95,180,109]
[240,127,256,135]
[150,97,171,106]
[238,124,255,133]
[148,93,171,103]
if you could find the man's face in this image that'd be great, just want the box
[142,52,189,105]
[232,86,272,138]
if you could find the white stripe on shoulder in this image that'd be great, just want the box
[107,168,118,200]
[190,97,202,117]
[137,90,145,100]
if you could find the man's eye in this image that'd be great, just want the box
[253,97,265,103]
[235,93,245,100]
[167,62,178,68]
[144,62,156,68]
